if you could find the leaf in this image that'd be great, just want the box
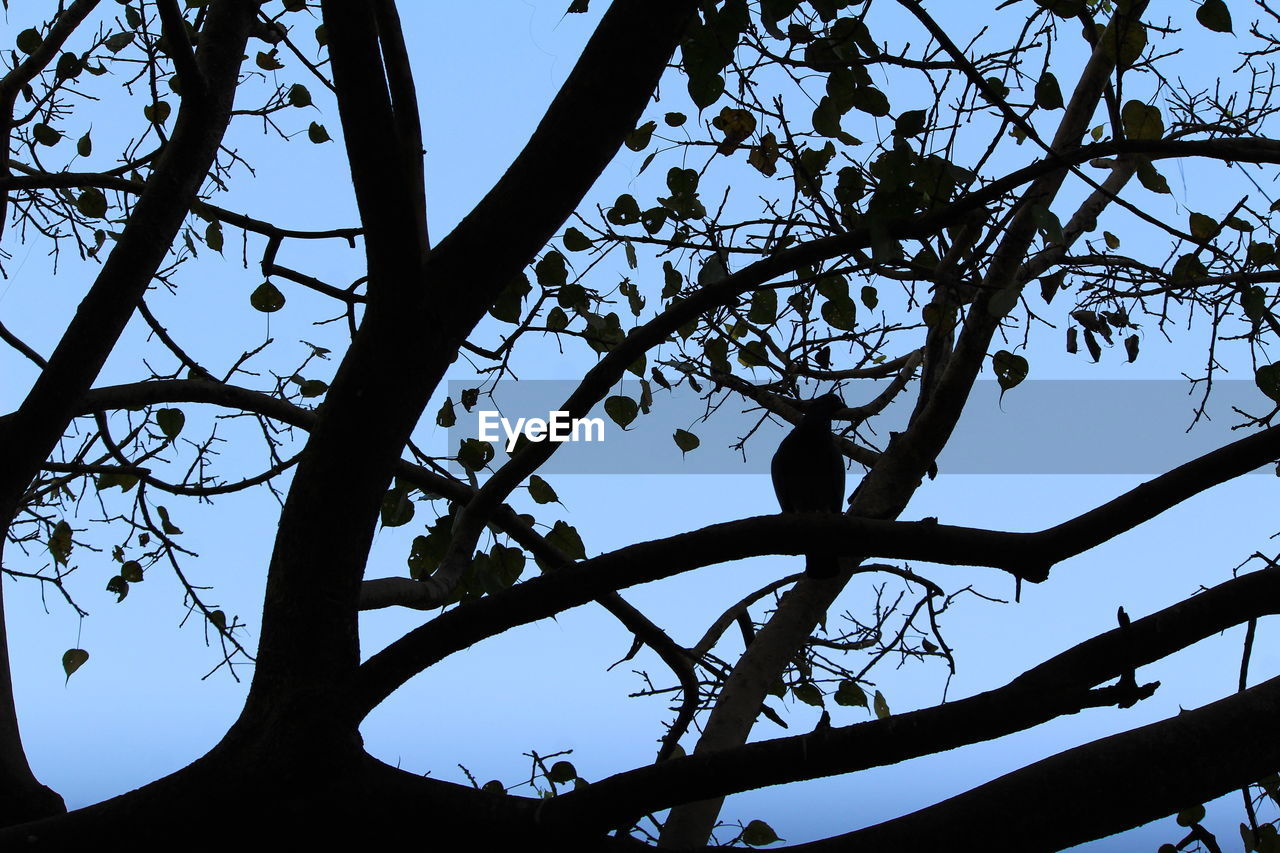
[97,471,138,492]
[1104,231,1120,249]
[76,188,108,219]
[1249,241,1277,267]
[156,407,185,439]
[664,111,686,126]
[1083,327,1102,362]
[457,438,494,472]
[992,350,1029,392]
[56,52,83,80]
[625,120,657,151]
[436,398,456,428]
[1100,16,1147,69]
[32,123,61,146]
[156,505,182,535]
[1171,253,1207,283]
[1188,211,1217,241]
[792,682,824,706]
[121,561,144,583]
[821,296,857,331]
[49,520,73,565]
[893,109,927,138]
[563,227,592,251]
[1125,333,1139,362]
[1121,101,1162,139]
[604,395,638,429]
[250,281,286,312]
[546,520,587,561]
[688,70,725,109]
[77,131,92,157]
[606,194,641,226]
[872,689,891,719]
[16,28,43,54]
[1257,363,1280,402]
[1196,0,1233,33]
[834,679,868,707]
[205,221,224,253]
[1242,286,1267,323]
[673,429,700,453]
[62,648,89,682]
[987,285,1021,318]
[489,273,531,323]
[1134,157,1171,194]
[528,475,559,504]
[1040,270,1066,304]
[106,575,129,602]
[713,106,757,153]
[749,132,780,177]
[1030,204,1064,244]
[287,83,312,107]
[307,122,330,143]
[143,101,172,125]
[850,86,890,117]
[380,485,415,527]
[105,31,135,53]
[742,819,781,847]
[749,288,777,324]
[208,610,227,631]
[547,761,577,783]
[557,284,587,312]
[1034,71,1063,109]
[256,50,284,70]
[1176,804,1207,827]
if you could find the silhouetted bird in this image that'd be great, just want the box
[771,393,847,579]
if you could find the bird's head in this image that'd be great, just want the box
[803,393,845,420]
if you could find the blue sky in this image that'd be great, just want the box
[1,2,1276,849]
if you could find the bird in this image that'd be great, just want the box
[771,393,847,579]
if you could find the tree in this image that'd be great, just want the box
[2,0,1280,848]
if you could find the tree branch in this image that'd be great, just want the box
[540,567,1280,834]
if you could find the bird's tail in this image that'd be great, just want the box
[805,552,840,580]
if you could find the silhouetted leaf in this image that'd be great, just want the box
[1196,0,1232,33]
[1035,71,1063,109]
[528,475,559,504]
[605,395,638,428]
[834,680,868,707]
[62,649,89,682]
[1257,363,1280,402]
[673,429,700,453]
[250,281,285,312]
[156,407,185,439]
[992,350,1029,391]
[49,520,73,565]
[742,819,781,847]
[77,188,108,219]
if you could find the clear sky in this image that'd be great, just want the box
[1,2,1275,850]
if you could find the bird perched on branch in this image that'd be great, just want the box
[771,393,847,579]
